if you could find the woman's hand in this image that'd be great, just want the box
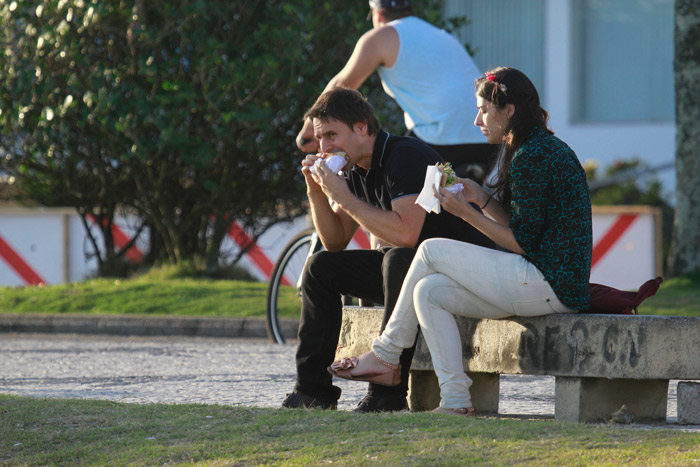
[433,183,478,220]
[433,177,489,218]
[434,180,523,254]
[459,177,490,208]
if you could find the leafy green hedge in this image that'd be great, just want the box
[0,0,449,275]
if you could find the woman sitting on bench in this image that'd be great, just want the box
[328,67,593,417]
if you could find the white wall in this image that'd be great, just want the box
[543,0,676,195]
[443,0,676,195]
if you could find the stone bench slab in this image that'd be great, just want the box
[337,307,700,422]
[338,307,700,380]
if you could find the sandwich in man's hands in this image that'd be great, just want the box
[311,151,348,175]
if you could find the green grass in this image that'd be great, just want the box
[0,272,698,320]
[1,270,698,320]
[0,276,271,318]
[1,395,700,466]
[0,274,698,464]
[639,273,700,316]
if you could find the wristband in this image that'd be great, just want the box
[480,194,493,210]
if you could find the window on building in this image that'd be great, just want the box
[442,0,545,95]
[572,0,674,123]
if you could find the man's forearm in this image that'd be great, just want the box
[333,194,420,248]
[307,190,353,252]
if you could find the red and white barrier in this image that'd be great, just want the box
[590,206,662,290]
[0,208,72,286]
[0,208,152,286]
[0,206,660,291]
[86,214,145,264]
[0,231,47,286]
[221,217,370,282]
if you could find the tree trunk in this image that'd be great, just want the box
[204,214,228,275]
[667,0,700,276]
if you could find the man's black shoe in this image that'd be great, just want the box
[353,392,408,413]
[281,390,337,410]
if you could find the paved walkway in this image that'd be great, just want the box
[0,332,689,428]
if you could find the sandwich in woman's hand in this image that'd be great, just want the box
[436,162,463,194]
[437,162,456,187]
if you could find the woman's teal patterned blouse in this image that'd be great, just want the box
[509,126,592,310]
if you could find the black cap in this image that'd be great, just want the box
[369,0,412,9]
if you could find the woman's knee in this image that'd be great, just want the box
[414,238,458,266]
[413,274,482,318]
[416,238,440,258]
[413,274,449,311]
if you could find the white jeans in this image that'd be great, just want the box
[372,238,575,409]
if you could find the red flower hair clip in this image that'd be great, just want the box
[484,72,507,95]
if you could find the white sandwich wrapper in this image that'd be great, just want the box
[310,154,347,175]
[416,165,463,214]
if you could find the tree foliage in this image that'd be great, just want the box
[668,0,700,276]
[0,0,449,275]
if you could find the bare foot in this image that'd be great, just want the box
[328,351,401,386]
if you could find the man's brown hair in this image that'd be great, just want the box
[304,87,381,136]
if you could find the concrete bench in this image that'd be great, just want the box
[335,306,700,423]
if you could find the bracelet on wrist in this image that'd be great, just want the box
[480,194,493,210]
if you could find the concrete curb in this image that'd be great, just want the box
[0,313,299,340]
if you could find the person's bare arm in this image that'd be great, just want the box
[326,26,398,90]
[436,184,524,254]
[339,194,425,247]
[313,162,425,248]
[296,27,399,152]
[460,178,510,226]
[308,189,360,252]
[301,153,359,251]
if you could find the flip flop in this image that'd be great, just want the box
[432,407,476,417]
[328,352,401,387]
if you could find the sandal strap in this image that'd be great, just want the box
[374,352,400,371]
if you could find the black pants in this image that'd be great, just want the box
[294,247,416,402]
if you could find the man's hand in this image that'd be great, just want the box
[296,118,319,153]
[312,158,351,202]
[301,153,324,193]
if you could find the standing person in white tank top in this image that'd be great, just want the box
[296,0,496,182]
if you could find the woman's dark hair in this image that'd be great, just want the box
[475,67,551,208]
[304,87,381,136]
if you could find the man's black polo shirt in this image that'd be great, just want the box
[345,130,492,248]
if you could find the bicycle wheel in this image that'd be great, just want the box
[266,228,319,344]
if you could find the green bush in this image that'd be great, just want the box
[0,0,450,276]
